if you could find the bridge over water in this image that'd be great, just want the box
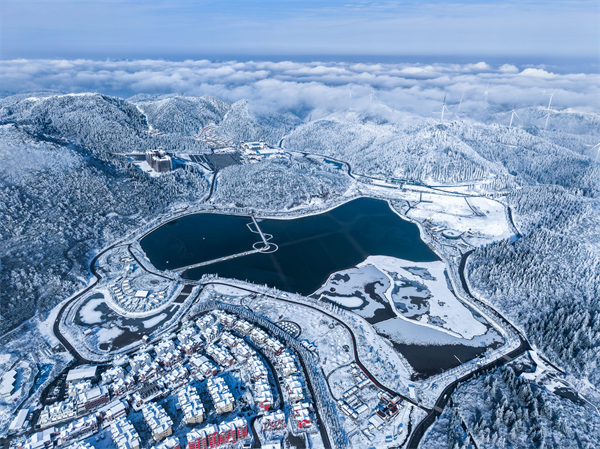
[171,214,277,273]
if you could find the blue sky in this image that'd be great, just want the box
[1,1,598,62]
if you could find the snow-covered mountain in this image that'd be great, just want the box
[285,105,600,190]
[132,95,230,136]
[1,91,599,392]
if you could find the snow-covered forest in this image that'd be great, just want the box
[0,123,210,332]
[421,365,600,449]
[212,158,351,210]
[468,186,600,386]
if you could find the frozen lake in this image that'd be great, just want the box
[141,198,439,295]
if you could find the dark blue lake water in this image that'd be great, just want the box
[141,198,439,295]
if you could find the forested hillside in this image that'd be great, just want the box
[0,124,210,332]
[421,366,600,449]
[212,157,351,210]
[468,187,600,386]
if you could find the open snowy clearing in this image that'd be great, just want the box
[78,296,104,324]
[365,256,489,339]
[142,313,168,328]
[407,194,511,244]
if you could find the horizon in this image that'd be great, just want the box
[1,1,598,60]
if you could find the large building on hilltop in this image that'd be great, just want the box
[146,148,173,173]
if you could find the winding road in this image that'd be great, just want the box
[405,251,531,449]
[47,150,535,449]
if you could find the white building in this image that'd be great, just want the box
[207,377,235,414]
[142,403,173,441]
[177,386,205,425]
[189,355,218,378]
[250,329,269,346]
[66,366,97,386]
[56,415,98,446]
[0,369,17,397]
[98,400,128,427]
[152,437,180,449]
[206,345,235,367]
[9,408,29,433]
[110,416,141,449]
[130,352,152,373]
[196,315,215,332]
[38,400,77,427]
[101,366,126,384]
[155,339,176,358]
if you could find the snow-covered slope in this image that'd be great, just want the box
[132,95,231,136]
[0,92,149,153]
[284,105,600,190]
[284,107,500,183]
[217,99,303,145]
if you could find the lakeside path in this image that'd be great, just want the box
[47,152,533,448]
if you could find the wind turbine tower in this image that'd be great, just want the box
[483,83,489,103]
[458,93,464,113]
[591,142,600,163]
[369,89,376,103]
[440,94,450,124]
[349,86,353,99]
[509,102,520,128]
[544,89,557,130]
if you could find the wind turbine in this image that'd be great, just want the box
[545,89,557,109]
[349,86,353,99]
[591,142,600,163]
[509,102,520,128]
[483,83,489,103]
[458,93,464,113]
[440,94,450,124]
[544,89,557,130]
[369,89,376,103]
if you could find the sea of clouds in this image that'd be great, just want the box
[1,59,598,118]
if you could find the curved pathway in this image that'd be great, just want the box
[406,251,530,449]
[52,244,119,362]
[207,281,429,412]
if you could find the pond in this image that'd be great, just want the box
[75,293,180,350]
[141,198,439,295]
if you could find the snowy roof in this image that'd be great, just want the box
[9,409,28,430]
[66,366,97,382]
[135,290,149,298]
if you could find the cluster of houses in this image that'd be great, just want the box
[240,141,283,163]
[177,386,205,424]
[110,416,140,449]
[247,356,273,411]
[206,377,235,415]
[186,417,248,449]
[38,367,111,428]
[19,308,317,449]
[143,403,174,441]
[260,410,286,432]
[109,275,168,313]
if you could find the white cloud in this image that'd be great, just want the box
[1,59,598,117]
